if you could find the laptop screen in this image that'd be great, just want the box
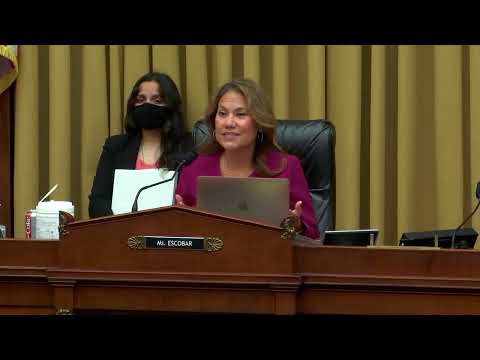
[197,176,289,227]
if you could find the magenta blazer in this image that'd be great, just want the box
[176,150,320,240]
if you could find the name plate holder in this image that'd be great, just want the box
[128,236,223,252]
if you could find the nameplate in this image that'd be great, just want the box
[128,236,223,252]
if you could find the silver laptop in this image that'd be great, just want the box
[197,176,290,227]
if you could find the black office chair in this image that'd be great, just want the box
[191,119,336,236]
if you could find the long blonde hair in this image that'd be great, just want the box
[200,79,286,176]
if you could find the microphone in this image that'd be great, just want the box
[451,182,480,248]
[131,151,197,212]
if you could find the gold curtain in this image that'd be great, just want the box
[13,45,480,247]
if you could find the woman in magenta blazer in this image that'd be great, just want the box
[175,79,320,240]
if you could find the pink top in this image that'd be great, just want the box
[175,150,320,240]
[135,158,159,170]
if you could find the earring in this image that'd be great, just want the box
[257,130,264,143]
[212,129,220,144]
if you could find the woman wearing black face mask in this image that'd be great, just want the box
[88,72,193,218]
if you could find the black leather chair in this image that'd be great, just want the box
[191,119,336,236]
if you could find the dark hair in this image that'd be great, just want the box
[200,78,286,176]
[124,72,186,168]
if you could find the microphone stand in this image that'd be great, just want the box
[451,199,480,248]
[131,160,186,212]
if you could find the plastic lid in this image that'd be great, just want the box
[36,200,74,212]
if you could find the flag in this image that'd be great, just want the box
[0,45,18,94]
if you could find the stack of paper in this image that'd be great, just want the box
[111,168,177,215]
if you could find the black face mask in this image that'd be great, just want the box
[132,103,172,130]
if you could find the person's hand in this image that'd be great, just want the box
[175,194,185,206]
[288,201,304,232]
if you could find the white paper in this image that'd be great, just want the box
[112,168,177,215]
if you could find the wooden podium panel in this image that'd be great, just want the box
[0,240,57,314]
[295,245,480,315]
[57,206,294,274]
[1,206,480,315]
